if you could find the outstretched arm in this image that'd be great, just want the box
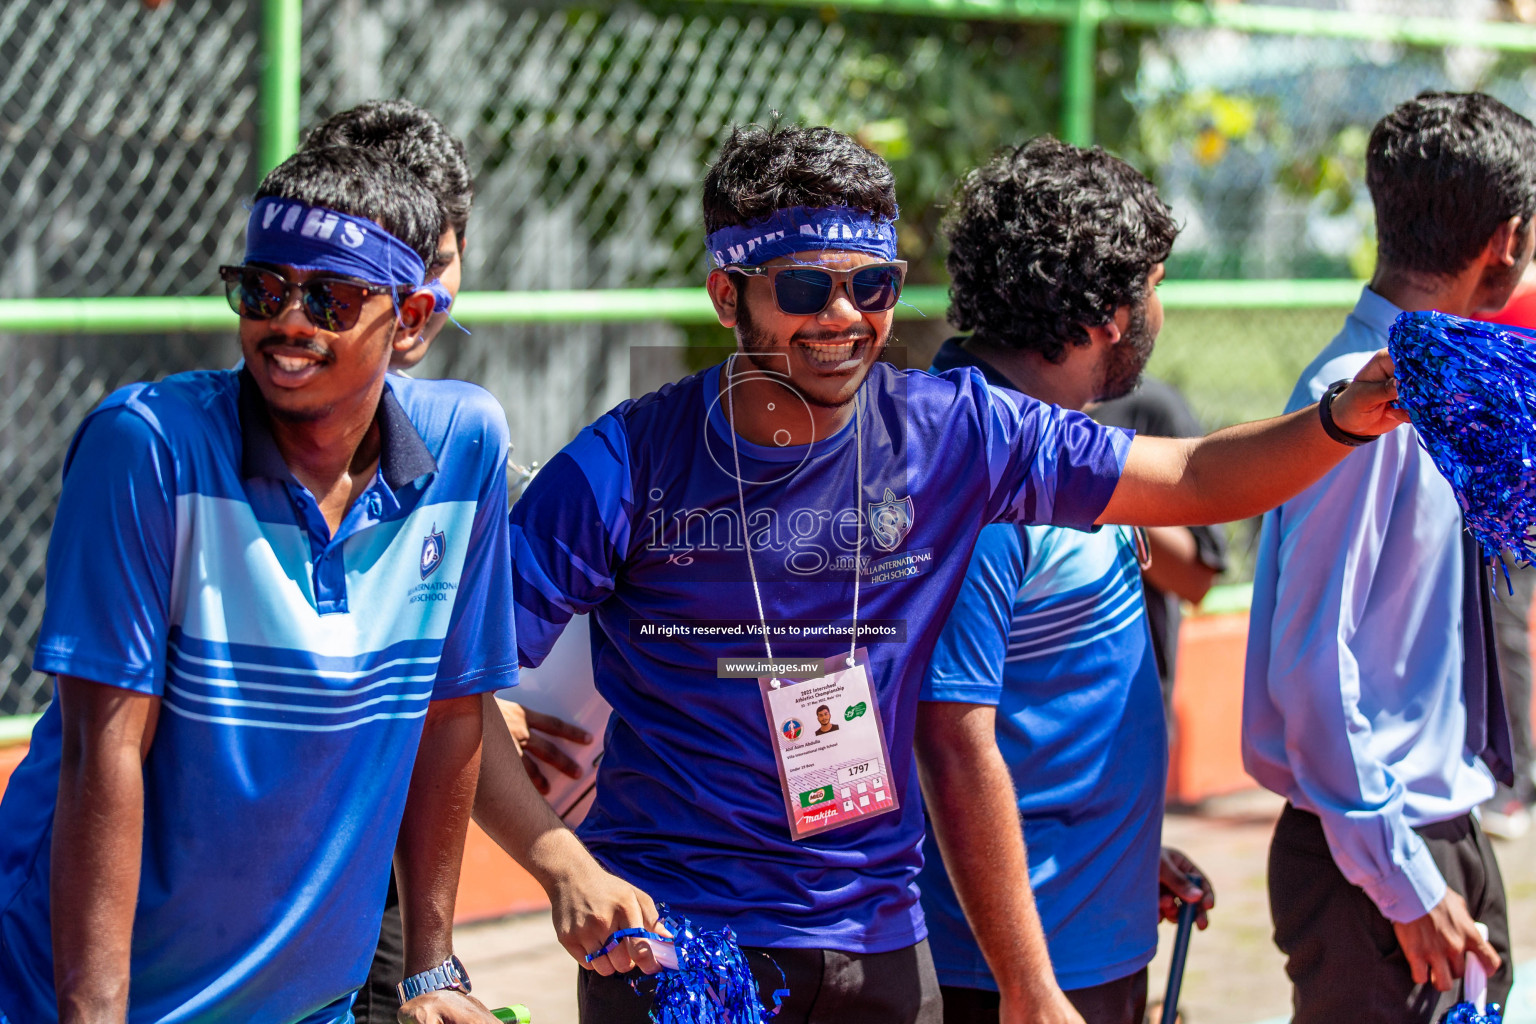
[1097,350,1407,526]
[52,676,160,1024]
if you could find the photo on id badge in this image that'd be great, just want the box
[760,648,897,840]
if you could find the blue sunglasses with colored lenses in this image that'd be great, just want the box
[729,260,907,316]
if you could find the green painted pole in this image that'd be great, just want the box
[259,0,303,174]
[1060,0,1098,146]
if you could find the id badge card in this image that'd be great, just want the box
[759,647,898,840]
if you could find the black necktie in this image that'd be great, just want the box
[1462,529,1515,787]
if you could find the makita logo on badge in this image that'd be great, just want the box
[260,201,368,248]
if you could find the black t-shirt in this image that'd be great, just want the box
[1092,377,1228,694]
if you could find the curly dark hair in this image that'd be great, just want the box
[944,137,1177,362]
[702,120,897,233]
[1368,92,1536,278]
[303,100,474,247]
[255,145,441,265]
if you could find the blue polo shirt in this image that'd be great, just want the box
[0,370,518,1024]
[510,358,1132,952]
[918,339,1164,992]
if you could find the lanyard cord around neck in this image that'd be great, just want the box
[726,355,862,686]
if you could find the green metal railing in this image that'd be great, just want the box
[0,280,1366,333]
[0,0,1528,335]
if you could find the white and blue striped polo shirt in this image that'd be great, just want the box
[0,369,518,1024]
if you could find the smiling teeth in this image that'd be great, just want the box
[803,342,856,362]
[271,354,317,372]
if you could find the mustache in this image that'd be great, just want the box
[256,336,334,362]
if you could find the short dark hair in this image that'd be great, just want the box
[254,145,441,265]
[1368,92,1536,277]
[944,137,1177,362]
[816,705,830,714]
[303,100,474,246]
[702,121,898,233]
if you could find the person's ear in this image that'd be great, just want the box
[1489,214,1528,268]
[1084,306,1127,348]
[393,290,437,347]
[707,268,741,329]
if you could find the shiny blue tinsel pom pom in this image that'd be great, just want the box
[1387,310,1536,575]
[630,905,787,1023]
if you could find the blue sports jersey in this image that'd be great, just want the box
[511,358,1132,952]
[0,370,518,1024]
[917,522,1166,990]
[918,340,1165,991]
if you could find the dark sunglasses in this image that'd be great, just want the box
[729,260,907,316]
[219,264,401,332]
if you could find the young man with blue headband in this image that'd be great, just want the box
[497,121,1406,1024]
[0,145,656,1024]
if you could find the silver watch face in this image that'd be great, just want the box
[449,954,472,993]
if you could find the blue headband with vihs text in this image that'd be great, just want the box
[245,197,455,313]
[706,204,899,268]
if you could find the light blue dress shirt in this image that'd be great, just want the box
[1243,287,1494,924]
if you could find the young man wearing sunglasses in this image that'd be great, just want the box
[916,137,1216,1024]
[0,145,655,1024]
[496,121,1406,1024]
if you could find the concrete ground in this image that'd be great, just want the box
[457,789,1536,1023]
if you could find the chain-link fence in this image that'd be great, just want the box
[2,0,1535,712]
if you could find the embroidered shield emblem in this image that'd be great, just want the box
[420,526,445,579]
[867,487,914,552]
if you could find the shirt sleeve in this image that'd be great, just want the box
[920,524,1027,706]
[968,373,1133,530]
[433,398,520,699]
[1257,426,1447,922]
[32,405,177,693]
[509,411,634,668]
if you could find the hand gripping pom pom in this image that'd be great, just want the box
[1387,310,1536,583]
[614,904,788,1023]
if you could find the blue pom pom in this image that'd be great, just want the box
[1443,1001,1503,1023]
[1387,310,1536,581]
[628,904,787,1023]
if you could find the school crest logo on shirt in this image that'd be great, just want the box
[420,525,445,579]
[867,488,914,552]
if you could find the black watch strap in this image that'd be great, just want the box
[1318,378,1378,447]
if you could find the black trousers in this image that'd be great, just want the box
[938,968,1148,1024]
[354,872,406,1024]
[578,939,943,1024]
[1268,803,1512,1024]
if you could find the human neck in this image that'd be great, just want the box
[1369,264,1487,318]
[267,379,385,510]
[962,337,1095,412]
[720,358,860,447]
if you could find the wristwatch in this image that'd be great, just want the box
[397,953,472,1005]
[1318,378,1379,447]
